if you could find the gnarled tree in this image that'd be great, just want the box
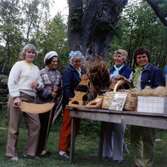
[68,0,167,57]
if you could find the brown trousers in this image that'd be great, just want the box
[6,94,40,157]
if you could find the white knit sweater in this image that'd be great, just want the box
[8,60,43,97]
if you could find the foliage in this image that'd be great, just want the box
[108,1,167,67]
[21,0,50,41]
[0,0,23,73]
[35,13,68,68]
[0,0,67,74]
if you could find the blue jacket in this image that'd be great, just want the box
[110,64,132,79]
[140,64,165,89]
[62,64,81,106]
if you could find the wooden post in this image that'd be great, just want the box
[98,122,104,160]
[70,117,77,163]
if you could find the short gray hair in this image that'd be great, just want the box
[113,49,128,60]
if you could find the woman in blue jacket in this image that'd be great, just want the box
[102,49,133,162]
[131,48,165,167]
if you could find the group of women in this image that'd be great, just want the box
[5,44,83,161]
[102,48,165,167]
[5,44,165,167]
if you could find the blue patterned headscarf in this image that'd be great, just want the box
[69,50,84,63]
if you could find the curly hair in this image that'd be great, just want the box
[134,48,150,64]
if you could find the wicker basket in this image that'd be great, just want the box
[102,80,128,110]
[20,102,55,114]
[102,80,137,111]
[124,90,137,111]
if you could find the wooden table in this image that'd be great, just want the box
[68,106,167,162]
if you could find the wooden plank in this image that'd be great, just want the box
[70,110,167,130]
[67,106,167,117]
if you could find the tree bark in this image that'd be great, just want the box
[68,0,128,57]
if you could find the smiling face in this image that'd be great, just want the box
[113,52,126,66]
[72,57,82,69]
[48,56,59,69]
[24,49,36,63]
[136,53,149,67]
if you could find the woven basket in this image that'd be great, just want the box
[102,80,128,110]
[113,80,137,111]
[123,91,137,111]
[20,102,55,114]
[102,80,137,111]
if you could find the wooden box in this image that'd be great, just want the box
[137,96,167,114]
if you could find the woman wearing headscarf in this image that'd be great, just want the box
[6,44,43,161]
[36,51,62,156]
[102,49,132,163]
[58,50,84,160]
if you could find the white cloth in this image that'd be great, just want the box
[8,60,43,97]
[110,65,124,79]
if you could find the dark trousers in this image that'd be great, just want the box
[36,107,55,155]
[131,126,155,167]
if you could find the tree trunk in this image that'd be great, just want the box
[68,0,127,57]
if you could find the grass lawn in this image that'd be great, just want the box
[0,106,167,167]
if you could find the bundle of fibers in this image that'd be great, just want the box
[88,59,110,94]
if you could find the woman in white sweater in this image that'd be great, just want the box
[6,44,43,161]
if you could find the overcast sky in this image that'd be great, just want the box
[50,1,68,21]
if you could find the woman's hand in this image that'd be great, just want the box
[31,80,38,89]
[13,97,22,108]
[52,86,59,98]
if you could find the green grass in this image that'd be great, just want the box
[0,107,167,167]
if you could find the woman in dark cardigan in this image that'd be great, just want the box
[58,51,84,160]
[102,49,133,162]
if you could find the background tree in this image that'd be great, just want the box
[0,0,67,73]
[21,0,50,41]
[35,13,68,68]
[68,0,128,57]
[68,0,167,61]
[0,0,23,73]
[108,1,167,67]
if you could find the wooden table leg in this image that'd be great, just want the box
[70,117,77,163]
[98,122,104,160]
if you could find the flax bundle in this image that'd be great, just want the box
[136,86,167,97]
